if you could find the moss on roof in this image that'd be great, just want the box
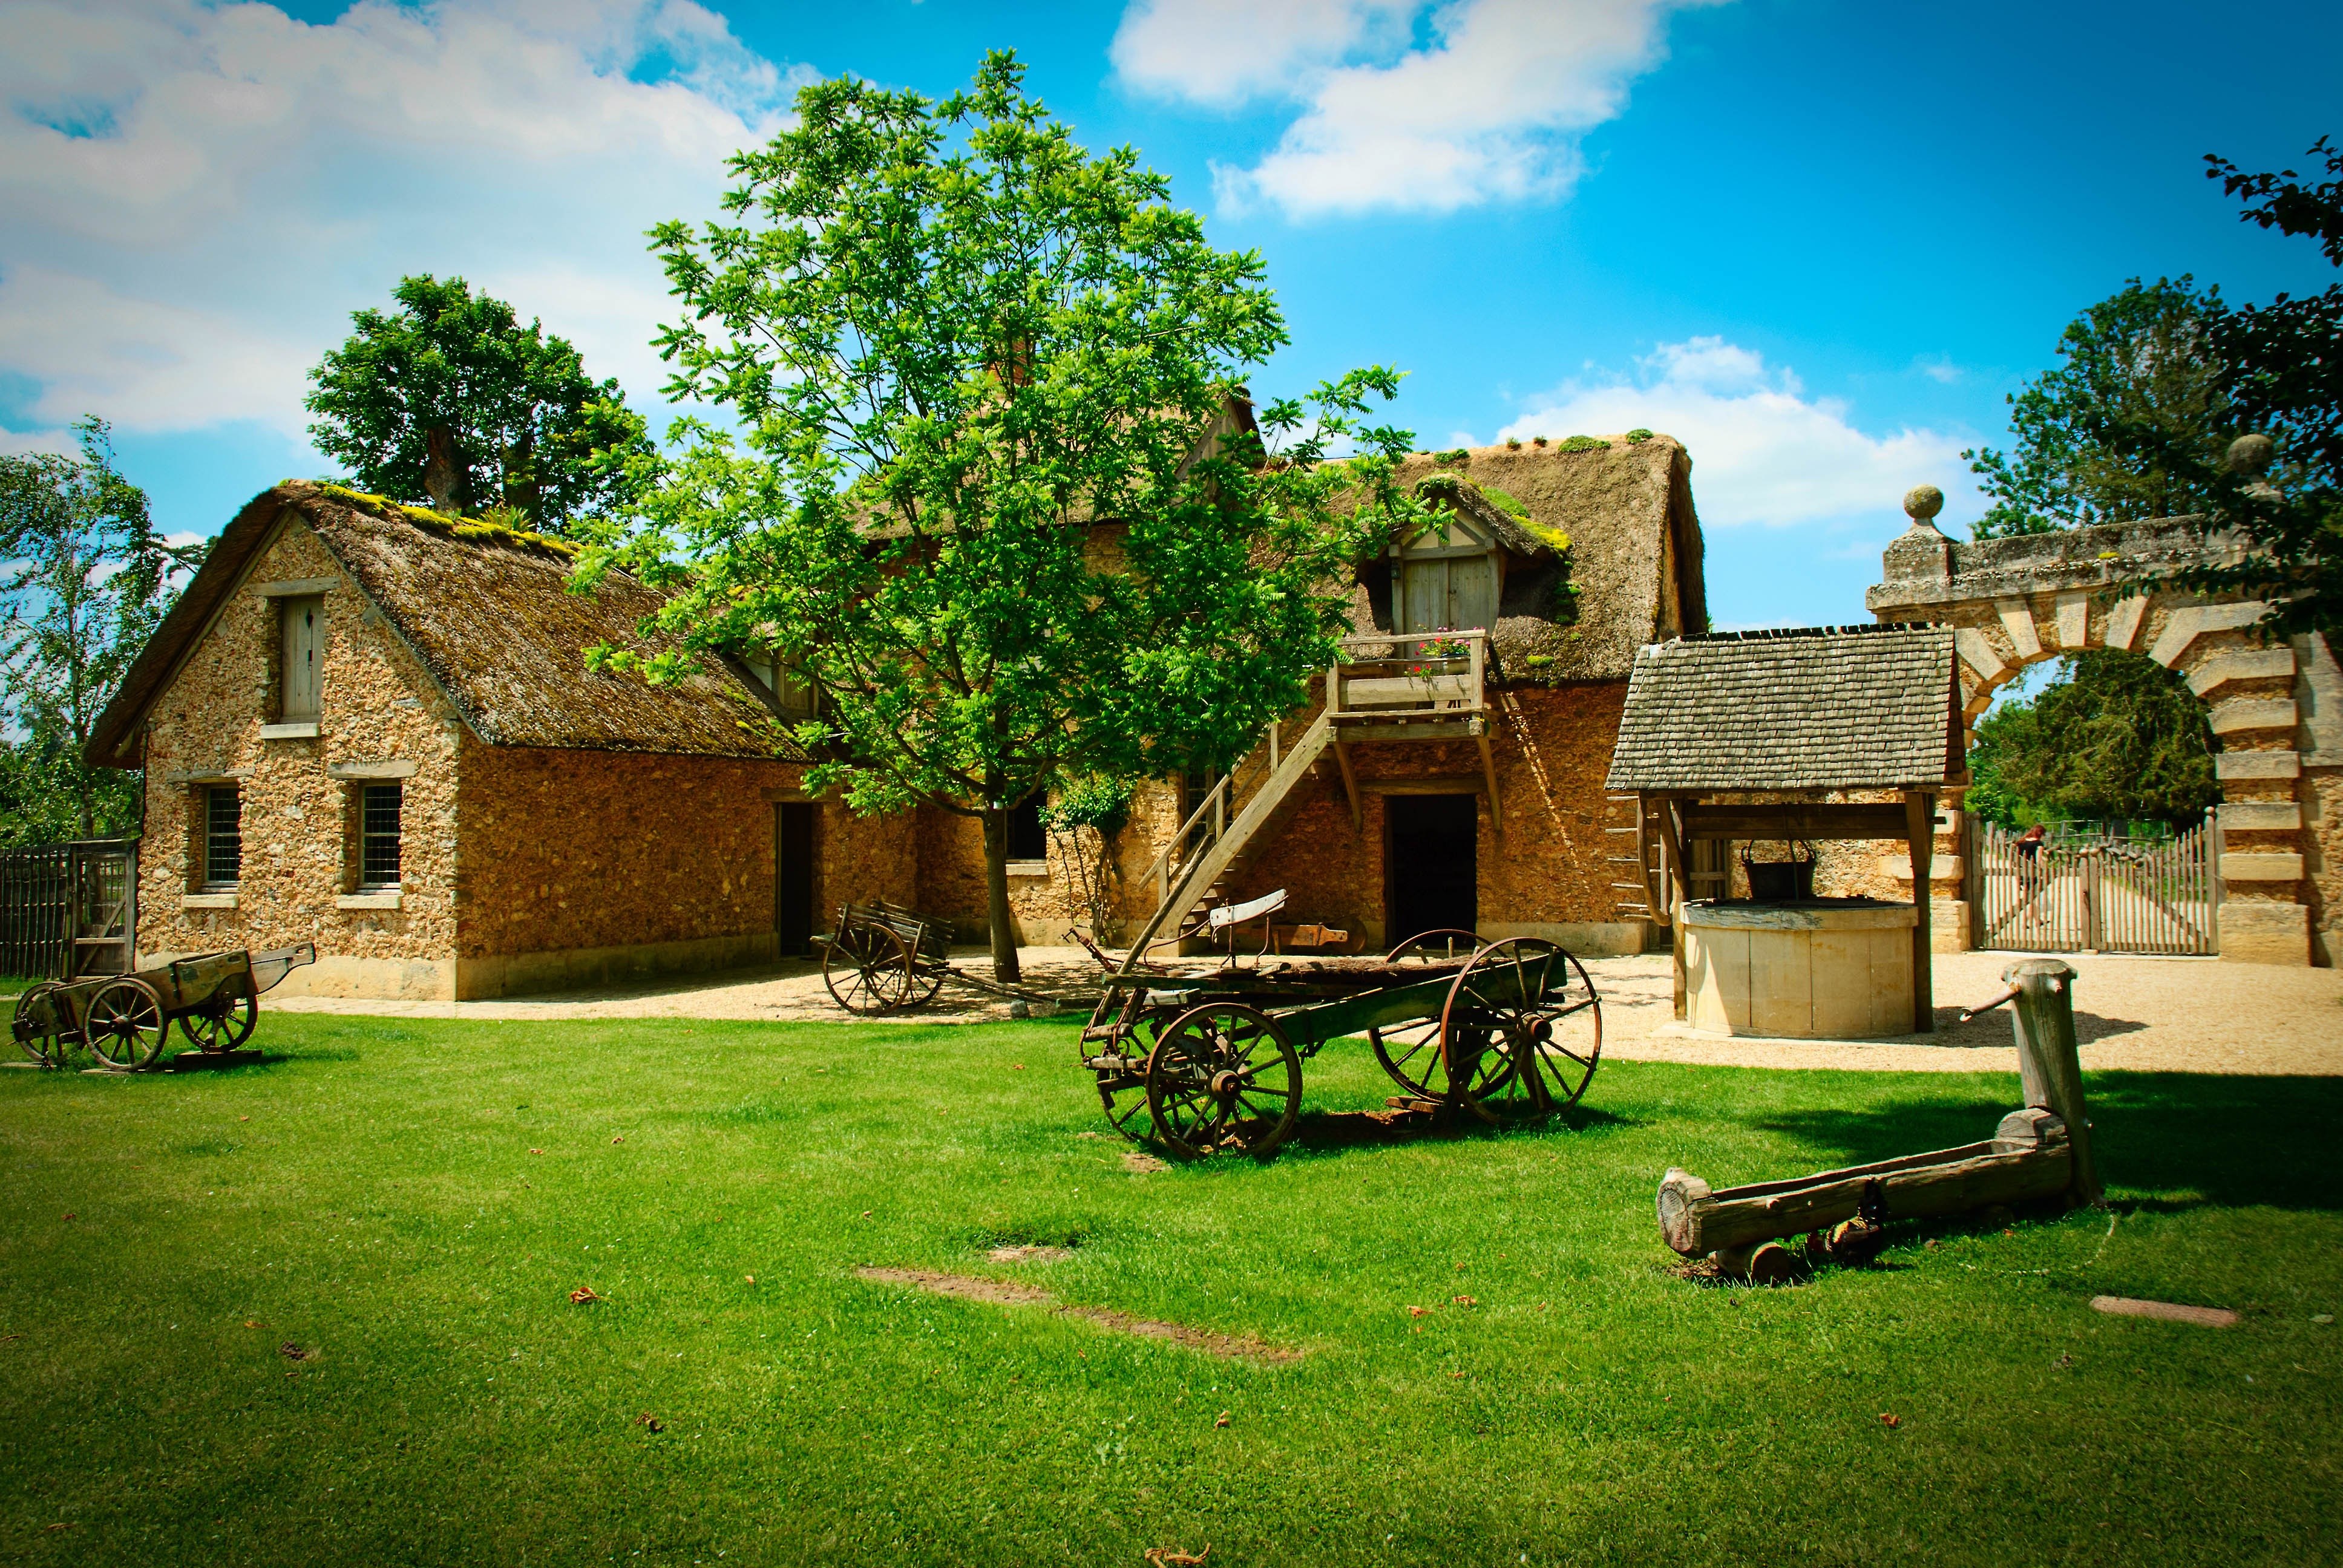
[307,483,582,559]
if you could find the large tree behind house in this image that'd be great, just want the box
[0,419,202,843]
[306,275,655,534]
[581,54,1421,982]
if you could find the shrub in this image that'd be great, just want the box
[1435,448,1470,465]
[1558,435,1610,452]
[1624,428,1653,443]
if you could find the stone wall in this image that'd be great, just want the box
[135,520,465,998]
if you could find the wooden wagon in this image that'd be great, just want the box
[819,902,1066,1015]
[1078,930,1604,1157]
[11,943,317,1071]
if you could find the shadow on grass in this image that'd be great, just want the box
[1279,1101,1637,1155]
[1747,1071,2343,1212]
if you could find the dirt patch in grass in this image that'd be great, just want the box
[986,1244,1072,1263]
[855,1267,1303,1362]
[1121,1150,1170,1174]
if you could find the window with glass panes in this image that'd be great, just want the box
[359,783,402,889]
[203,785,242,887]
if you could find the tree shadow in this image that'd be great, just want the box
[1741,1072,2343,1212]
[1281,1100,1637,1155]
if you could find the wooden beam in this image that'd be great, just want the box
[1662,795,1692,1022]
[1905,788,1935,1033]
[1332,739,1363,834]
[1475,733,1503,838]
[1355,773,1485,796]
[1678,803,1913,841]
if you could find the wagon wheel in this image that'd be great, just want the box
[83,977,168,1070]
[899,949,947,1009]
[179,992,257,1053]
[1145,1003,1303,1158]
[1366,930,1483,1102]
[822,924,914,1014]
[1084,991,1181,1143]
[1440,939,1602,1124]
[12,982,74,1068]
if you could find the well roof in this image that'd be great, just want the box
[1361,437,1706,683]
[1604,625,1961,792]
[88,482,795,768]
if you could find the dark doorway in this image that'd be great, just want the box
[775,803,816,957]
[1386,794,1478,942]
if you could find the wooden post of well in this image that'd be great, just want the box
[1904,789,1935,1033]
[2005,957,2101,1205]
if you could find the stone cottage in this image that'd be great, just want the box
[87,482,914,999]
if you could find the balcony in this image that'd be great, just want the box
[1326,629,1487,740]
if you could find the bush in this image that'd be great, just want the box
[1624,428,1653,443]
[1558,435,1610,452]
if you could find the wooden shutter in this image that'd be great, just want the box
[280,596,323,720]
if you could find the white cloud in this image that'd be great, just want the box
[0,0,809,444]
[1495,336,1981,530]
[1115,0,1726,217]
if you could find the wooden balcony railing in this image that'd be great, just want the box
[1327,629,1487,726]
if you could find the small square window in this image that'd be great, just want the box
[1009,799,1048,862]
[203,785,242,888]
[359,783,402,889]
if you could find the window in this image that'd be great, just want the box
[1009,799,1048,861]
[280,595,323,720]
[359,783,402,889]
[203,786,242,888]
[742,652,818,719]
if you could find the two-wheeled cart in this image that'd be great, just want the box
[11,942,317,1071]
[1077,929,1603,1157]
[819,901,1067,1015]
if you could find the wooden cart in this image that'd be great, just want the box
[818,902,1064,1015]
[1077,930,1603,1157]
[11,943,317,1071]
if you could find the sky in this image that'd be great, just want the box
[2,0,2338,630]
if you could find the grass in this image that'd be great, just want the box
[1,1013,2336,1566]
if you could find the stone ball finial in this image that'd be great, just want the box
[1903,484,1945,525]
[2225,433,2274,475]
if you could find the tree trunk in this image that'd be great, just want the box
[981,807,1021,984]
[424,426,460,514]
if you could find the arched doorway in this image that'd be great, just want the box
[1867,489,2337,966]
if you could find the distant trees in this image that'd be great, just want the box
[307,275,654,534]
[0,420,202,844]
[1964,652,2218,830]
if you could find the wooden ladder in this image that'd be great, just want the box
[1119,713,1337,970]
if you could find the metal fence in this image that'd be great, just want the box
[0,838,139,980]
[1973,813,2218,956]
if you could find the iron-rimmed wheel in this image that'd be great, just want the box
[1089,1002,1181,1143]
[178,992,257,1053]
[84,977,166,1070]
[13,982,73,1068]
[1145,1002,1303,1158]
[1370,930,1483,1102]
[822,924,914,1015]
[1440,939,1602,1124]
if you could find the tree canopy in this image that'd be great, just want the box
[581,53,1422,978]
[0,419,202,844]
[1962,276,2233,538]
[1965,652,2218,830]
[306,275,653,534]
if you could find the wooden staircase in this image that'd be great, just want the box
[1119,714,1337,966]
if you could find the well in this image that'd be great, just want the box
[1680,898,1916,1037]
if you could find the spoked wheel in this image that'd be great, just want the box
[83,978,167,1070]
[1088,1004,1181,1143]
[179,992,257,1053]
[1145,1003,1303,1158]
[899,959,946,1010]
[1369,929,1481,1102]
[1440,939,1602,1124]
[13,982,74,1068]
[822,924,914,1015]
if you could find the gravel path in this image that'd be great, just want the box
[270,944,2343,1077]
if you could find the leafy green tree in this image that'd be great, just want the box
[1963,278,2236,538]
[0,419,203,843]
[306,275,654,532]
[1965,652,2217,829]
[583,54,1423,981]
[2171,137,2343,639]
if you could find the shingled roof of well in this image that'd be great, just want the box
[1604,625,1961,792]
[88,482,798,767]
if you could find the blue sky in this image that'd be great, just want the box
[3,0,2336,629]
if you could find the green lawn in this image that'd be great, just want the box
[1,1013,2335,1567]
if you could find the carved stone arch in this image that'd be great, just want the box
[1869,506,2336,967]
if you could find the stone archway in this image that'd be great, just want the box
[1867,488,2339,967]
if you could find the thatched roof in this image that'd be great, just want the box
[1605,626,1962,792]
[1352,436,1706,684]
[88,482,796,768]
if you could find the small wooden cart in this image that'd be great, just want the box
[819,902,1064,1014]
[1077,930,1604,1157]
[11,943,317,1071]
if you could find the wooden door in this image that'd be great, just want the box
[775,803,816,956]
[1397,552,1497,632]
[280,595,323,719]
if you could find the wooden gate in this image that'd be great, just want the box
[1973,814,2218,956]
[0,838,139,980]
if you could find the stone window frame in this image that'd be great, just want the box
[329,760,416,906]
[195,782,241,892]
